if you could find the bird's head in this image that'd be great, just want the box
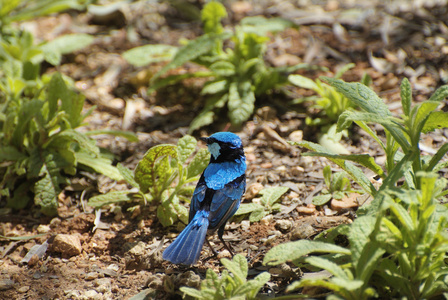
[200,132,245,163]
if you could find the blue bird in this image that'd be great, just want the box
[163,132,246,265]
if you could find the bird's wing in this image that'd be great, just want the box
[208,174,246,230]
[189,174,207,222]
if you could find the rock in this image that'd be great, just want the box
[85,272,98,281]
[241,220,250,231]
[245,182,264,200]
[330,193,360,211]
[296,204,317,215]
[37,224,51,233]
[0,279,14,291]
[52,234,82,257]
[217,249,231,259]
[94,278,112,293]
[17,286,30,293]
[288,130,303,143]
[275,219,293,232]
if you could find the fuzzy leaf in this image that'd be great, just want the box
[421,111,448,133]
[201,1,227,34]
[117,163,139,188]
[249,209,267,222]
[187,148,210,179]
[428,85,448,102]
[40,33,94,65]
[75,152,123,181]
[400,78,412,117]
[122,44,177,67]
[240,16,294,35]
[209,60,235,76]
[153,32,230,81]
[312,194,333,206]
[264,240,351,266]
[134,145,177,193]
[85,129,138,142]
[304,256,348,279]
[177,135,197,165]
[201,79,228,95]
[221,254,248,284]
[323,77,391,117]
[88,191,134,208]
[289,74,319,91]
[227,81,255,125]
[0,146,26,161]
[259,186,289,206]
[235,203,264,215]
[293,140,377,196]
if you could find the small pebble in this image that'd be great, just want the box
[260,214,273,225]
[241,220,250,231]
[17,286,30,293]
[85,272,98,281]
[37,224,51,234]
[217,250,231,259]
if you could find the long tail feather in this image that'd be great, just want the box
[163,210,209,265]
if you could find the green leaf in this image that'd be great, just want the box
[189,111,215,134]
[187,148,210,179]
[421,111,448,133]
[134,145,177,193]
[0,146,26,161]
[177,135,197,165]
[425,143,448,172]
[227,81,255,125]
[412,101,441,133]
[263,240,351,266]
[240,16,294,35]
[400,78,412,117]
[289,74,319,91]
[34,154,68,216]
[117,163,139,188]
[157,201,178,227]
[303,152,384,178]
[75,152,123,181]
[209,60,235,76]
[323,77,391,117]
[40,34,94,65]
[88,191,134,208]
[428,85,448,102]
[235,203,264,215]
[221,254,248,284]
[152,32,231,81]
[46,129,100,157]
[259,186,289,206]
[201,1,227,34]
[180,286,204,298]
[304,256,348,279]
[293,140,377,195]
[85,129,138,142]
[201,79,228,95]
[122,44,177,67]
[249,209,267,222]
[312,194,333,206]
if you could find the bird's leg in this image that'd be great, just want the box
[218,225,234,256]
[202,238,219,262]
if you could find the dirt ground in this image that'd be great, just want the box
[1,0,448,299]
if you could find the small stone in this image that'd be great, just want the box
[276,219,293,232]
[241,220,250,231]
[37,224,51,234]
[0,279,14,291]
[17,286,30,293]
[288,130,303,143]
[49,218,61,228]
[94,278,111,293]
[245,182,264,200]
[27,254,40,267]
[53,234,82,257]
[217,249,231,259]
[106,264,119,272]
[296,204,316,215]
[85,272,98,281]
[330,193,360,211]
[260,214,273,225]
[83,289,99,298]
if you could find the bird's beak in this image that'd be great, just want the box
[200,137,209,143]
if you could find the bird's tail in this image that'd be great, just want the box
[163,210,209,265]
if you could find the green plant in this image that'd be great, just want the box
[0,0,88,31]
[88,135,210,227]
[123,1,315,132]
[262,78,448,299]
[234,186,289,222]
[180,254,271,299]
[0,73,129,216]
[311,165,359,206]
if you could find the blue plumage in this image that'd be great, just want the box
[163,132,246,265]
